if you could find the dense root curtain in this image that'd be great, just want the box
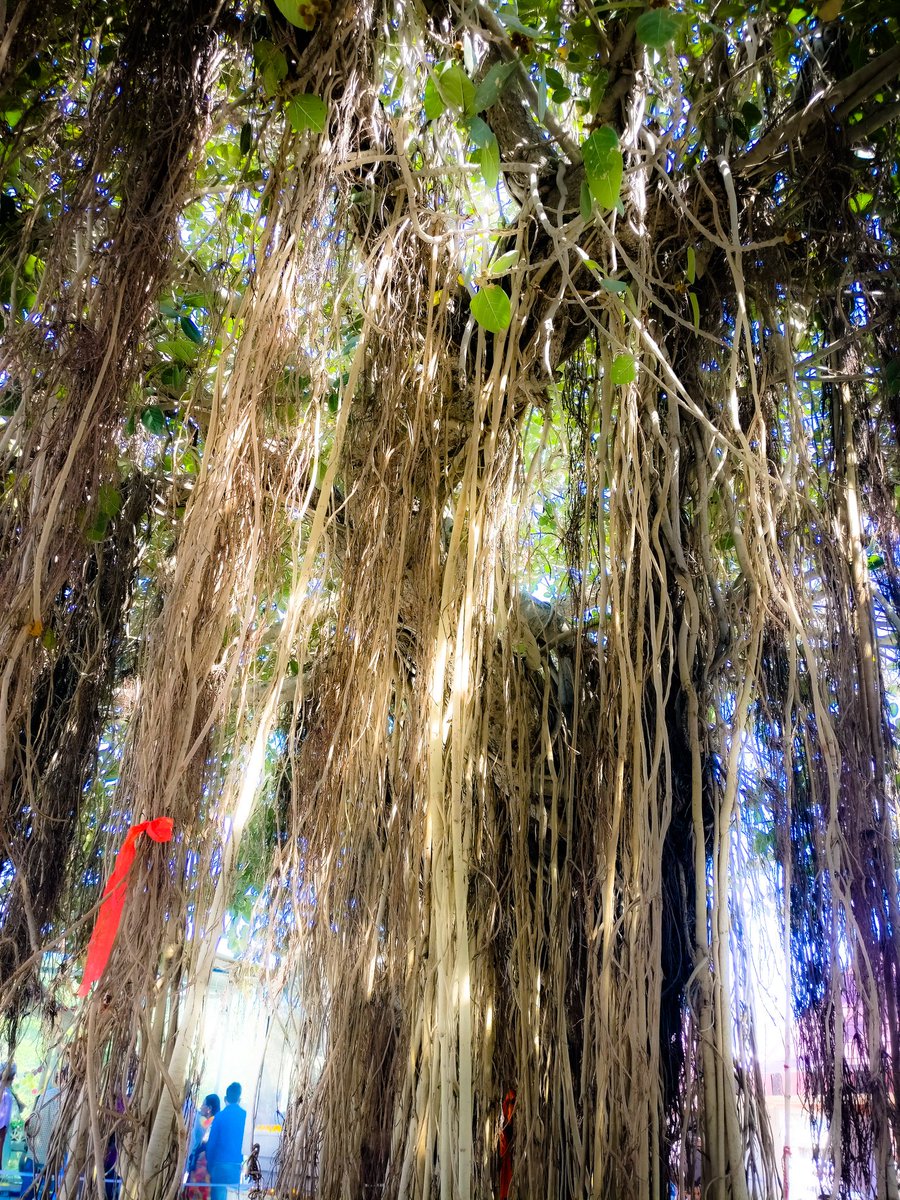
[1,3,900,1200]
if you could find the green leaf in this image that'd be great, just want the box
[468,116,494,148]
[552,87,572,103]
[183,291,215,310]
[272,0,319,28]
[480,132,501,188]
[588,70,609,114]
[474,61,518,113]
[545,67,565,90]
[98,483,121,518]
[471,285,511,333]
[496,6,542,37]
[582,126,623,210]
[580,179,593,222]
[772,27,794,65]
[635,8,682,50]
[436,63,476,116]
[601,278,628,293]
[157,338,197,364]
[255,41,287,97]
[141,406,168,436]
[85,512,108,543]
[159,364,186,391]
[491,250,518,274]
[424,75,446,121]
[240,121,252,156]
[742,101,763,129]
[848,191,873,213]
[180,316,203,344]
[885,360,900,396]
[286,94,328,134]
[610,354,636,385]
[689,290,701,331]
[686,246,696,285]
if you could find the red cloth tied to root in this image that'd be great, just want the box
[498,1088,516,1200]
[77,816,174,997]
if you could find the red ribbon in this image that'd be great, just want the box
[77,817,174,997]
[499,1088,516,1200]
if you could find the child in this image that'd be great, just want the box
[184,1147,211,1199]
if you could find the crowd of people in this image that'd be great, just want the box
[0,1063,248,1199]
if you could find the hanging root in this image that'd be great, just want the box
[3,5,900,1200]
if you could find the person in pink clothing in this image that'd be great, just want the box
[0,1062,26,1168]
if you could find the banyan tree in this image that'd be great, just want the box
[2,0,900,1196]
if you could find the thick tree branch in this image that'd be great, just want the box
[741,43,900,172]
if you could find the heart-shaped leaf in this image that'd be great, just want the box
[436,63,476,115]
[635,8,682,50]
[471,285,511,333]
[610,354,636,385]
[286,94,328,134]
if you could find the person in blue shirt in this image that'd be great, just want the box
[204,1082,246,1200]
